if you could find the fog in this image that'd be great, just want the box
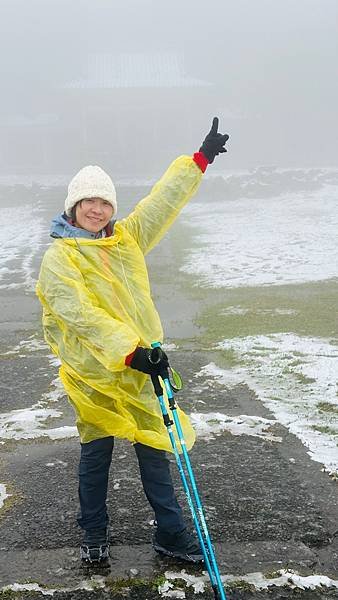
[0,0,337,177]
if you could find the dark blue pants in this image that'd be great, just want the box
[77,436,186,535]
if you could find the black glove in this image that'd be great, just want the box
[199,117,229,164]
[129,346,169,377]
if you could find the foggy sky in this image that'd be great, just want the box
[0,0,337,172]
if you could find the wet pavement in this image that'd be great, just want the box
[2,328,338,598]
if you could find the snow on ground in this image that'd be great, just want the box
[191,412,282,443]
[4,335,287,444]
[180,176,338,473]
[1,575,106,597]
[181,184,338,288]
[0,483,10,509]
[0,336,77,441]
[0,204,48,291]
[162,342,179,351]
[0,404,78,441]
[1,174,337,466]
[3,569,338,597]
[4,337,48,354]
[220,306,297,317]
[197,333,338,473]
[163,568,338,593]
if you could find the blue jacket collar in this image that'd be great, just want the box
[50,213,115,239]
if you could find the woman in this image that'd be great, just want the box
[36,117,229,565]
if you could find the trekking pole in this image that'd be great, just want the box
[150,342,228,600]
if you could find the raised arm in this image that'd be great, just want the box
[121,118,229,255]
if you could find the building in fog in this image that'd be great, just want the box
[61,52,214,177]
[1,52,225,179]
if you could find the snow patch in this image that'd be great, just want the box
[162,342,179,351]
[164,570,206,594]
[223,569,338,591]
[4,569,338,597]
[2,337,47,357]
[3,336,48,355]
[220,306,297,317]
[36,376,64,406]
[45,460,68,468]
[181,185,338,288]
[0,205,47,291]
[80,575,106,591]
[0,336,70,441]
[158,580,186,598]
[200,333,338,473]
[3,583,55,596]
[191,412,282,442]
[0,483,11,509]
[2,575,106,597]
[162,569,338,595]
[0,405,77,441]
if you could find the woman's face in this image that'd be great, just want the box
[75,198,114,233]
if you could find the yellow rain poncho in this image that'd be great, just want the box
[36,156,203,452]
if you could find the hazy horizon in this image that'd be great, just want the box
[0,0,337,176]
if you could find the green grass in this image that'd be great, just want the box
[225,578,256,592]
[0,592,37,599]
[317,402,338,414]
[265,570,282,579]
[194,279,338,345]
[106,573,167,593]
[148,212,338,352]
[312,424,338,436]
[291,372,316,385]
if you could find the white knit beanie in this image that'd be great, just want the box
[65,165,117,217]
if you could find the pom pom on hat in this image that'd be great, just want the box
[65,165,117,217]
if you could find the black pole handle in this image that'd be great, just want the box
[149,346,164,364]
[151,374,163,397]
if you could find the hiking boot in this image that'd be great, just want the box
[80,527,110,565]
[152,528,204,563]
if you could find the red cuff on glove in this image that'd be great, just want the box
[125,350,136,366]
[193,151,209,173]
